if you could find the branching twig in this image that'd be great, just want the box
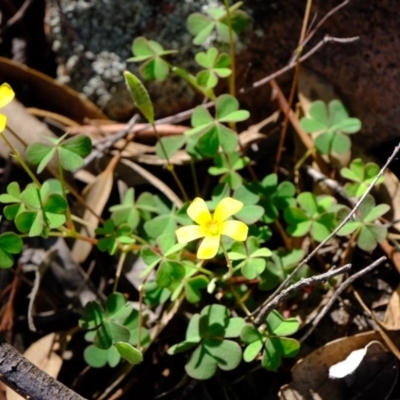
[253,264,352,325]
[83,114,139,166]
[0,335,86,400]
[253,142,400,324]
[300,256,387,341]
[240,35,359,93]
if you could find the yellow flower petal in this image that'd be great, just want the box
[197,235,220,259]
[176,225,206,243]
[221,220,248,241]
[214,197,243,222]
[0,83,15,109]
[187,197,212,225]
[0,114,6,132]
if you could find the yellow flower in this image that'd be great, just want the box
[0,83,15,132]
[176,197,248,259]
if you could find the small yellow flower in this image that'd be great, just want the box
[176,197,248,259]
[0,83,15,132]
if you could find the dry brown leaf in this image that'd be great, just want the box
[0,56,107,122]
[384,283,400,330]
[270,79,331,177]
[279,331,388,400]
[381,170,400,231]
[5,334,62,400]
[0,99,57,165]
[71,156,117,263]
[119,159,182,208]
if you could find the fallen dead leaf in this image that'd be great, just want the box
[279,330,400,400]
[0,56,107,122]
[71,156,117,263]
[384,283,400,330]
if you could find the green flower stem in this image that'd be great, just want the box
[168,61,217,101]
[223,0,236,97]
[274,219,291,250]
[113,250,127,292]
[138,283,144,351]
[151,123,189,202]
[231,286,251,316]
[0,129,41,187]
[57,150,75,231]
[70,215,98,230]
[220,241,233,278]
[190,159,200,197]
[294,147,313,171]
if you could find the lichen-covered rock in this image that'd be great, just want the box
[48,0,216,119]
[48,0,400,149]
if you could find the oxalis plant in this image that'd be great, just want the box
[0,0,392,383]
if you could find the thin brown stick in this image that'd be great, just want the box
[253,264,352,325]
[300,256,386,341]
[253,142,400,324]
[240,35,359,93]
[274,0,313,171]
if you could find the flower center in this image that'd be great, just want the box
[206,220,220,236]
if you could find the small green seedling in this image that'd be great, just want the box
[300,100,361,155]
[187,2,249,45]
[26,134,92,173]
[80,292,149,368]
[168,304,245,380]
[0,229,23,269]
[228,236,272,279]
[1,181,67,237]
[340,158,384,198]
[232,184,265,224]
[127,37,177,82]
[95,220,134,255]
[208,152,249,189]
[241,310,300,370]
[195,47,231,89]
[140,233,186,288]
[259,248,308,291]
[185,94,249,156]
[337,195,389,251]
[252,173,296,223]
[284,192,337,242]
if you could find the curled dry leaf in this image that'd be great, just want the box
[279,331,400,400]
[0,56,107,122]
[71,156,116,263]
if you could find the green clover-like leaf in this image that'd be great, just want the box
[109,188,140,230]
[241,310,300,371]
[195,47,231,89]
[0,232,23,269]
[284,193,336,242]
[185,94,249,157]
[96,220,133,255]
[208,152,250,189]
[250,174,296,224]
[127,37,177,82]
[168,304,244,380]
[259,248,308,291]
[14,182,67,237]
[187,3,249,45]
[337,195,389,251]
[300,100,361,155]
[340,158,384,198]
[26,134,92,173]
[228,236,272,279]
